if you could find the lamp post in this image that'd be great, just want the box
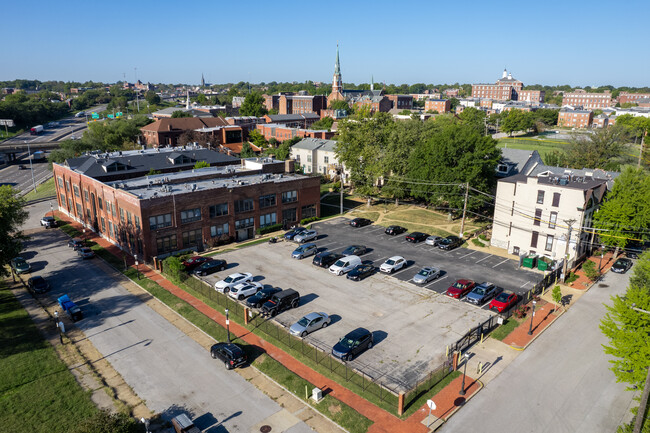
[26,141,37,192]
[459,352,470,396]
[528,300,537,335]
[225,308,230,343]
[599,253,604,273]
[50,201,54,216]
[134,255,140,279]
[82,228,86,245]
[140,418,150,433]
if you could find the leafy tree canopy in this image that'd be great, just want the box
[193,160,210,169]
[239,92,268,117]
[0,186,28,277]
[171,110,192,118]
[310,116,334,130]
[564,126,629,171]
[328,99,350,111]
[240,141,256,158]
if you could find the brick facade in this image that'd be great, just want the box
[562,90,613,109]
[424,99,451,113]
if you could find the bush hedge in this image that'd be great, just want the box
[256,223,283,235]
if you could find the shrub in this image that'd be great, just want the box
[163,256,185,282]
[300,216,319,225]
[565,272,579,284]
[552,285,562,306]
[478,234,490,241]
[513,304,529,319]
[471,238,484,247]
[256,223,283,235]
[582,260,601,281]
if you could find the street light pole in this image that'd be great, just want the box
[459,352,470,395]
[599,253,604,273]
[225,309,230,343]
[26,141,37,192]
[528,300,537,335]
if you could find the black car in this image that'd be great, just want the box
[261,289,300,317]
[284,227,307,240]
[438,235,463,251]
[611,258,633,274]
[183,255,213,272]
[27,276,49,294]
[313,251,344,268]
[350,218,372,228]
[194,259,227,276]
[347,264,375,281]
[68,238,83,250]
[246,286,282,308]
[385,225,407,236]
[332,328,373,361]
[405,232,428,243]
[342,245,367,256]
[210,342,247,370]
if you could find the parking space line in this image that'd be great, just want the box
[315,241,337,249]
[426,275,448,288]
[493,258,510,268]
[520,281,532,288]
[391,266,409,276]
[371,256,388,264]
[475,255,491,264]
[459,250,478,259]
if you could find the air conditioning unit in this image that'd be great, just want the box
[311,387,323,402]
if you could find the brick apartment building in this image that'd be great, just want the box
[618,92,650,105]
[410,92,442,100]
[278,94,327,115]
[261,113,320,129]
[472,69,523,101]
[424,99,451,113]
[562,90,613,109]
[140,117,243,148]
[386,94,413,110]
[518,90,545,103]
[443,89,459,97]
[256,123,335,142]
[53,150,320,262]
[225,116,267,140]
[558,107,593,128]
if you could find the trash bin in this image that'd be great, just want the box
[537,257,553,271]
[522,253,538,269]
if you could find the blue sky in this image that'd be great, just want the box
[3,0,648,87]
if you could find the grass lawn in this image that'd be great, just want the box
[0,283,98,433]
[23,176,56,202]
[489,318,521,341]
[497,137,568,163]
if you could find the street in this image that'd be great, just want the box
[0,157,52,194]
[440,268,638,433]
[21,202,315,432]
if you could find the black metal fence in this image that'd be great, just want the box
[450,265,563,354]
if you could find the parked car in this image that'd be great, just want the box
[289,312,331,337]
[406,232,428,243]
[342,245,367,256]
[445,279,476,299]
[10,257,31,274]
[40,216,56,228]
[294,230,318,243]
[194,259,227,276]
[247,286,281,308]
[489,290,518,312]
[329,255,362,276]
[465,282,498,305]
[77,247,95,259]
[413,266,441,284]
[380,256,406,274]
[385,225,407,236]
[215,272,254,293]
[438,236,463,251]
[183,255,213,272]
[284,227,307,240]
[350,218,372,227]
[210,342,247,370]
[27,276,49,294]
[347,264,375,281]
[171,413,201,433]
[18,164,26,170]
[611,258,633,274]
[228,281,263,300]
[68,238,83,250]
[313,251,343,268]
[332,328,373,361]
[425,235,443,246]
[57,294,83,321]
[292,243,318,259]
[261,289,300,317]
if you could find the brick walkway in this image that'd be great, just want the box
[567,251,615,290]
[503,302,559,349]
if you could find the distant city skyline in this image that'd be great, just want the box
[2,0,649,88]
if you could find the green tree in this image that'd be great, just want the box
[593,167,650,255]
[0,186,28,277]
[310,116,334,130]
[501,110,533,135]
[248,129,268,149]
[564,126,627,170]
[328,99,350,111]
[195,93,208,105]
[144,91,160,105]
[600,251,650,390]
[458,107,487,134]
[171,110,192,118]
[240,141,256,157]
[193,160,210,169]
[239,92,268,117]
[147,168,162,176]
[544,149,568,166]
[552,285,563,310]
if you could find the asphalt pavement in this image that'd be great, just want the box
[0,156,52,194]
[439,268,638,433]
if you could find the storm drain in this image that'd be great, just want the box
[260,425,272,433]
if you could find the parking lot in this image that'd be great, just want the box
[196,217,542,392]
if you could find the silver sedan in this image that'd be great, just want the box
[289,312,331,337]
[413,266,441,284]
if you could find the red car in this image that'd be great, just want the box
[489,290,518,312]
[445,279,475,299]
[182,256,213,272]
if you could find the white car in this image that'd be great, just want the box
[40,216,56,228]
[228,281,263,300]
[425,235,442,246]
[380,256,406,274]
[294,230,318,243]
[215,272,253,293]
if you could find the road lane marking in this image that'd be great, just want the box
[520,281,532,288]
[493,258,510,268]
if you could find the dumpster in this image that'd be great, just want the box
[522,253,538,269]
[538,256,553,271]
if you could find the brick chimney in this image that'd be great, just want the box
[285,159,295,173]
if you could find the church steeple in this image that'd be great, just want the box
[201,73,205,87]
[332,43,343,94]
[371,75,374,91]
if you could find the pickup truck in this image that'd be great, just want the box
[57,294,83,322]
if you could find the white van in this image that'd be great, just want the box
[329,255,362,276]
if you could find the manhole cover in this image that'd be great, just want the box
[260,426,272,433]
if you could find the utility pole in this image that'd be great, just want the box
[562,219,576,282]
[339,170,344,215]
[459,182,469,238]
[134,67,140,112]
